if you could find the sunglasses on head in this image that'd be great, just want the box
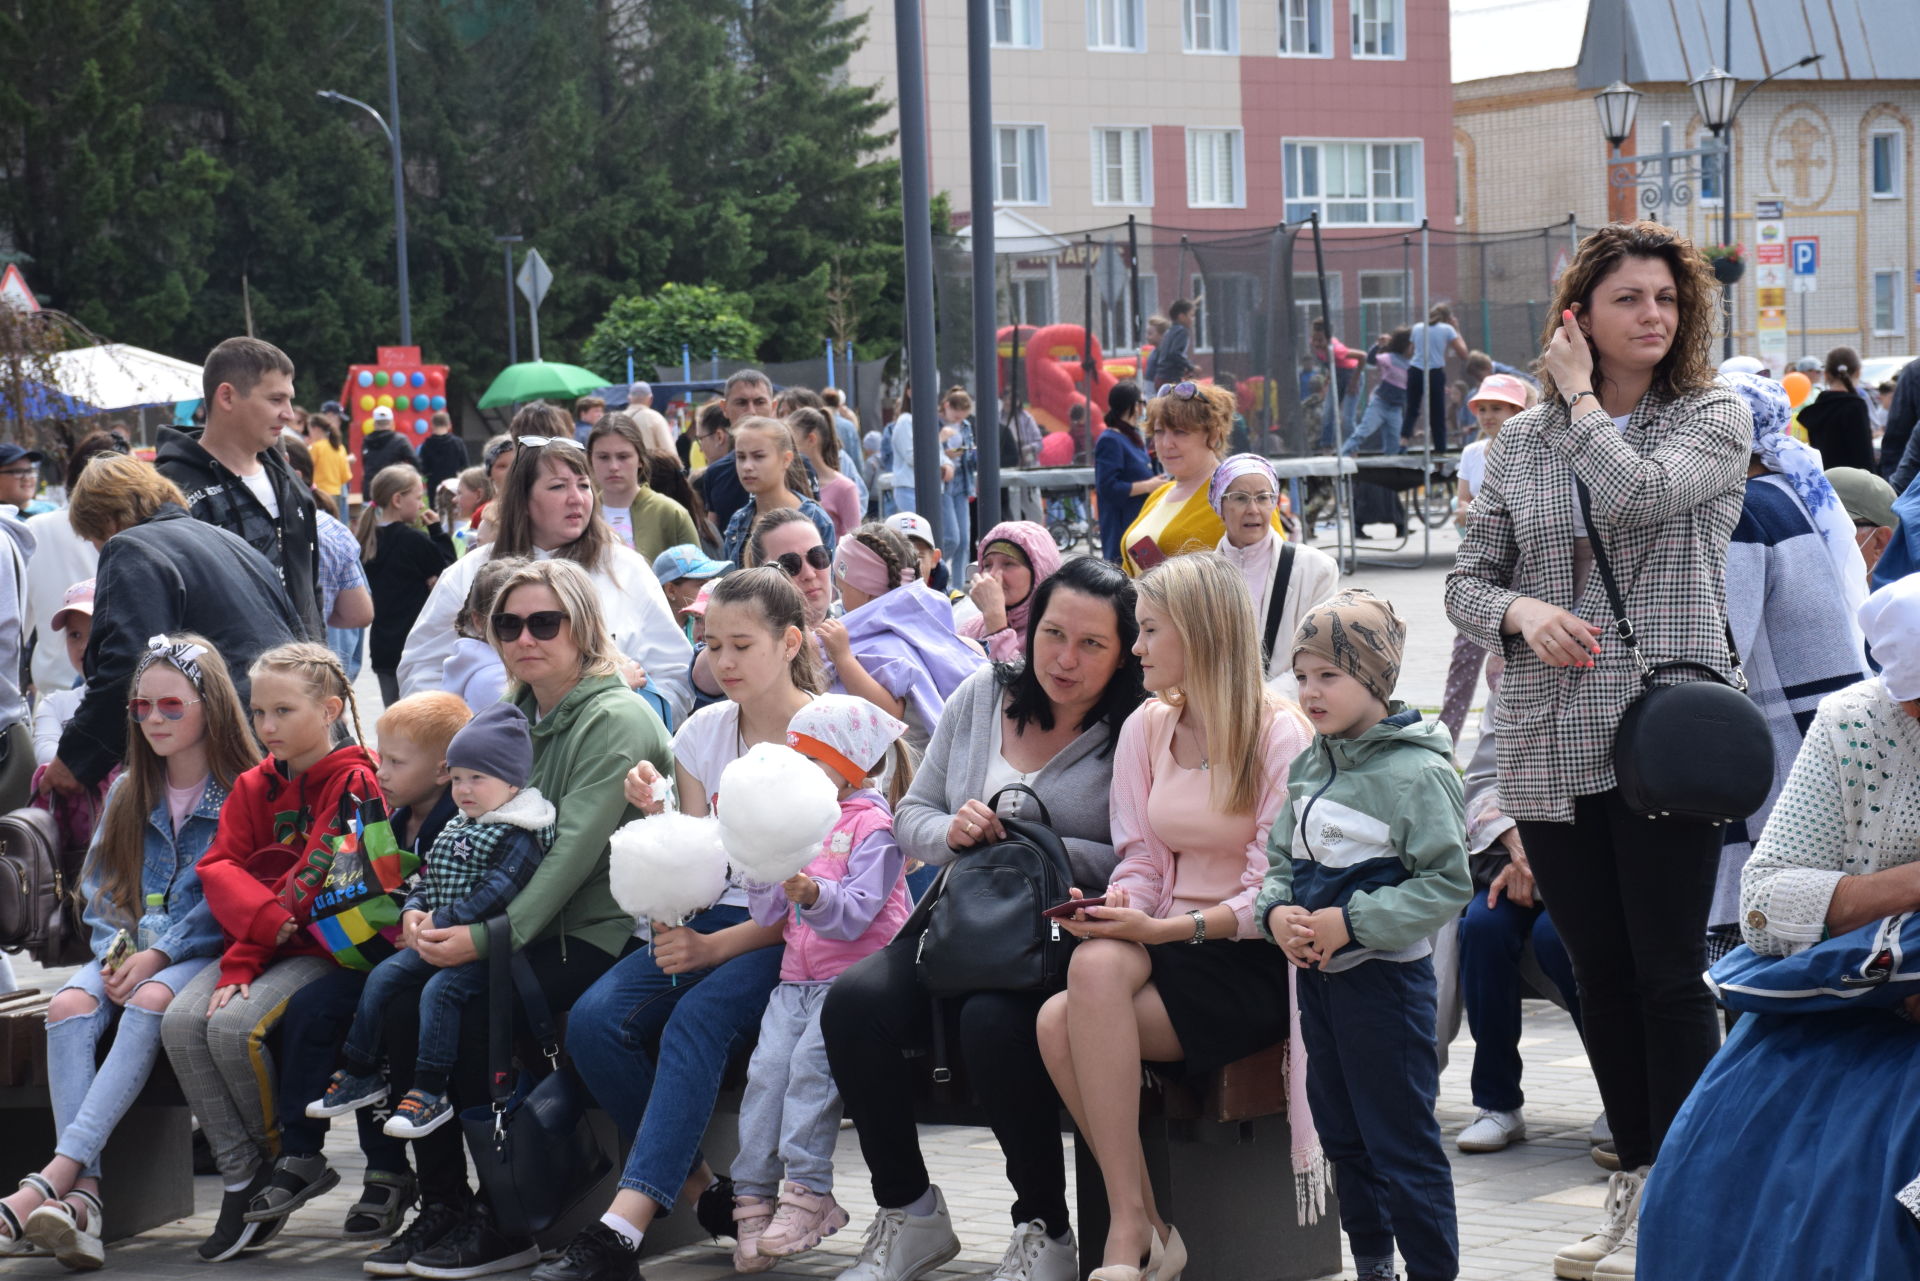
[1156,381,1200,400]
[492,610,568,641]
[773,546,832,577]
[515,435,585,451]
[130,696,202,722]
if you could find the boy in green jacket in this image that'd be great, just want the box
[1257,589,1470,1281]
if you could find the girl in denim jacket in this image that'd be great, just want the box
[0,635,259,1269]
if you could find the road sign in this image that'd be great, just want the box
[1790,236,1818,276]
[1792,274,1818,293]
[0,264,38,313]
[515,249,552,311]
[1758,287,1787,310]
[1755,199,1783,220]
[1756,263,1787,289]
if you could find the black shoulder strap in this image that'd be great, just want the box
[484,915,560,1114]
[1261,541,1299,668]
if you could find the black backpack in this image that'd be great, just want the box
[910,785,1077,1000]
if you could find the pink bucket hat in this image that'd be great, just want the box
[1468,374,1532,411]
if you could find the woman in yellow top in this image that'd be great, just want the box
[1120,382,1281,575]
[304,412,355,520]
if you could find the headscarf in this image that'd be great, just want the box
[1208,453,1279,513]
[1859,575,1920,701]
[1724,371,1870,626]
[832,537,893,598]
[787,693,909,787]
[973,520,1063,636]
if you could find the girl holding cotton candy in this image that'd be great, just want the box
[552,565,823,1274]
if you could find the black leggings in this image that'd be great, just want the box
[379,933,632,1209]
[1401,367,1449,452]
[1519,789,1722,1172]
[821,941,1071,1238]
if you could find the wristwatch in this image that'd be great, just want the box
[1186,910,1206,944]
[1563,388,1596,411]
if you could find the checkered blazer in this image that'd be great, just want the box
[1445,383,1754,822]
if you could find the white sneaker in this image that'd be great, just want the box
[1590,1216,1638,1279]
[1456,1108,1526,1153]
[834,1188,961,1281]
[1553,1167,1645,1281]
[990,1220,1077,1281]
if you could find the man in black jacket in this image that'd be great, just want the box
[1880,358,1920,489]
[155,337,323,638]
[361,405,421,496]
[47,459,300,790]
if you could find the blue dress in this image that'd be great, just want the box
[1094,427,1155,564]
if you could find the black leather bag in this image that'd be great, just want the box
[458,917,611,1240]
[1578,481,1773,824]
[909,785,1078,998]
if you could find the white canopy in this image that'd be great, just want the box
[41,343,204,412]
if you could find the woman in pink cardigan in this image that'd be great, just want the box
[1037,552,1317,1281]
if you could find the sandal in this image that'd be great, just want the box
[343,1169,417,1240]
[25,1187,104,1271]
[243,1152,340,1224]
[1,1176,56,1258]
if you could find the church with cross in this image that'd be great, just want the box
[1453,0,1919,362]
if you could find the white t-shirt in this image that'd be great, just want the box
[603,504,634,549]
[1459,439,1490,498]
[1570,414,1633,538]
[670,699,818,909]
[239,468,280,518]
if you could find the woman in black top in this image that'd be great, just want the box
[1797,346,1876,472]
[360,464,455,705]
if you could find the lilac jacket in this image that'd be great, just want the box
[748,791,910,983]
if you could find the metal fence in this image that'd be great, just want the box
[931,216,1590,459]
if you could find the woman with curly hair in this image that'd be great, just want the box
[1444,221,1754,1280]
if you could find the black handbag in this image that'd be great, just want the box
[1577,481,1774,824]
[458,917,611,1240]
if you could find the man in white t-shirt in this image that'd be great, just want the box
[153,336,322,638]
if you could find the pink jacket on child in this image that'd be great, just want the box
[748,790,910,983]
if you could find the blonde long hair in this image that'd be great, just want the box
[94,636,258,929]
[1136,553,1281,814]
[484,558,624,687]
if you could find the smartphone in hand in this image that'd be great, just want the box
[1042,894,1107,921]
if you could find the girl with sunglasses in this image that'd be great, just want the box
[1,637,253,1268]
[1119,384,1282,576]
[397,403,693,725]
[534,568,810,1281]
[720,416,838,568]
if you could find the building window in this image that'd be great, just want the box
[1278,0,1330,56]
[1874,270,1903,335]
[1871,131,1903,198]
[1350,0,1403,59]
[1285,139,1421,225]
[1359,270,1407,337]
[1007,277,1054,327]
[1698,133,1724,204]
[1183,0,1237,53]
[994,0,1042,47]
[1088,0,1144,50]
[1187,129,1244,208]
[1293,273,1343,362]
[995,125,1049,204]
[1092,128,1150,205]
[1453,144,1467,222]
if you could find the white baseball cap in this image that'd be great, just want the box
[884,511,936,549]
[371,406,395,423]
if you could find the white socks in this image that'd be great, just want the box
[600,1211,644,1252]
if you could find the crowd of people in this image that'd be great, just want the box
[1,214,1918,1281]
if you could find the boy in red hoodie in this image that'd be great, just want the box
[160,642,386,1263]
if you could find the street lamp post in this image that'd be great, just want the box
[495,235,523,366]
[318,0,412,345]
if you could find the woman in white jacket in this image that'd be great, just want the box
[397,408,692,722]
[1209,454,1339,701]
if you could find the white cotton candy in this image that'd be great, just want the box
[607,812,730,926]
[715,743,842,885]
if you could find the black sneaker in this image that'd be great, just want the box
[198,1178,265,1262]
[403,1201,539,1279]
[695,1174,736,1240]
[529,1224,641,1281]
[363,1200,467,1278]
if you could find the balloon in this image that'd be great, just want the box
[362,418,377,434]
[431,395,446,410]
[358,394,374,410]
[374,371,389,386]
[410,394,426,411]
[410,372,425,388]
[428,370,445,389]
[377,394,393,409]
[414,418,429,434]
[1782,372,1812,407]
[356,371,373,387]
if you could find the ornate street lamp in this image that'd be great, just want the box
[1689,66,1738,134]
[1594,81,1643,151]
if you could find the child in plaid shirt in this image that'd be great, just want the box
[306,702,553,1139]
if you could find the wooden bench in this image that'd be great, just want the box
[0,990,197,1240]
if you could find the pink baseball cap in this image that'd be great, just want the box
[1469,374,1532,411]
[684,578,720,617]
[50,578,95,633]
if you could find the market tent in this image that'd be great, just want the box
[38,344,205,413]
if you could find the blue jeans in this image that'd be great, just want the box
[1298,958,1458,1281]
[1343,392,1406,456]
[344,947,487,1086]
[51,955,212,1177]
[939,488,970,573]
[567,904,784,1210]
[1317,375,1362,449]
[1458,894,1582,1113]
[328,626,365,681]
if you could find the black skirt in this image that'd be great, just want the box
[1145,935,1293,1079]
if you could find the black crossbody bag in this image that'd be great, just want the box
[1576,480,1773,824]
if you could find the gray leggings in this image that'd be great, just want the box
[161,956,336,1184]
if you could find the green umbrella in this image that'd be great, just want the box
[476,360,613,409]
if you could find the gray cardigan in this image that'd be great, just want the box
[895,665,1121,887]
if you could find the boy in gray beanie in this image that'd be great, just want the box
[307,702,556,1139]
